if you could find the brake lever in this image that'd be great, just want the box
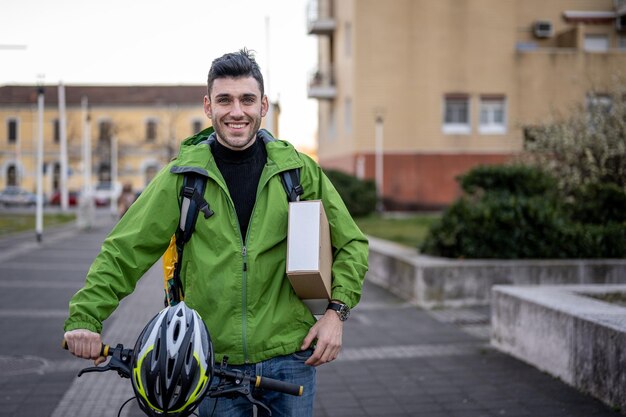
[76,343,133,379]
[77,364,110,377]
[209,356,273,416]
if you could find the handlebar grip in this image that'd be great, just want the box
[62,340,110,357]
[254,376,303,397]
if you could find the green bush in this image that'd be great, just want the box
[421,164,624,259]
[323,169,377,217]
[567,182,626,224]
[459,164,558,197]
[421,193,567,259]
[561,222,626,258]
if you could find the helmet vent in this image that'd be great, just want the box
[167,357,175,379]
[173,321,181,341]
[155,374,161,396]
[185,342,193,366]
[154,340,161,360]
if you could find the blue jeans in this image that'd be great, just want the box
[199,349,316,417]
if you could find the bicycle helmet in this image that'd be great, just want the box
[131,302,213,417]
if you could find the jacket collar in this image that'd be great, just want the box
[173,128,303,181]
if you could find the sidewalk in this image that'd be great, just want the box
[0,220,620,417]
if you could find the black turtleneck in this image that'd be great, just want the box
[211,137,267,240]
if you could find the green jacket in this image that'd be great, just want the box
[65,128,369,364]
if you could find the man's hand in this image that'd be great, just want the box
[64,329,106,365]
[300,309,343,366]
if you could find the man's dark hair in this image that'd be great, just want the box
[207,48,265,97]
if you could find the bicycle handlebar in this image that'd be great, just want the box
[255,374,304,397]
[61,339,304,397]
[61,339,110,357]
[213,366,303,397]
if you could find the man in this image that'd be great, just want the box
[64,49,368,417]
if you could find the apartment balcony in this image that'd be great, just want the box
[307,67,336,100]
[307,0,336,35]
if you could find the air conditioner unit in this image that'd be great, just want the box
[616,14,626,31]
[533,20,553,38]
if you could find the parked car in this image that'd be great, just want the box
[49,190,79,206]
[93,182,122,206]
[0,186,38,207]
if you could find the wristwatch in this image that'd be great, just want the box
[327,302,350,321]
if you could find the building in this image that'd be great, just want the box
[0,85,280,196]
[307,0,626,209]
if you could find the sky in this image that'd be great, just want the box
[0,0,319,150]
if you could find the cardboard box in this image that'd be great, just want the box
[286,200,332,314]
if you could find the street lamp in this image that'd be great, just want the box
[375,114,384,212]
[35,83,44,242]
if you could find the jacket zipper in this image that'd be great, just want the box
[218,186,250,364]
[218,164,299,364]
[241,244,248,362]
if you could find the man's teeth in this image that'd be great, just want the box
[229,123,245,128]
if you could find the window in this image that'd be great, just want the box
[443,95,470,134]
[146,119,157,142]
[144,164,159,185]
[192,119,203,133]
[479,96,507,134]
[586,94,612,131]
[586,94,612,114]
[584,34,609,52]
[344,97,352,134]
[619,36,626,50]
[6,164,17,186]
[99,120,112,141]
[54,119,60,143]
[7,119,18,144]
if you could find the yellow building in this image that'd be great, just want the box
[308,0,626,209]
[0,85,280,196]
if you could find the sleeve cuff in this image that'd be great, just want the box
[64,320,101,334]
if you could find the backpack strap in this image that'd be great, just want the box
[253,129,304,203]
[165,172,211,306]
[281,168,303,202]
[178,174,213,244]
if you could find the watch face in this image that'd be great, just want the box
[338,305,350,321]
[328,302,350,321]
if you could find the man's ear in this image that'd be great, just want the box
[261,95,269,117]
[203,95,212,119]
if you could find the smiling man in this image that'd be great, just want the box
[63,49,369,417]
[205,76,267,150]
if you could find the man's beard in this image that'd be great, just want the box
[212,114,262,150]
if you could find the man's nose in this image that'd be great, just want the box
[230,100,244,117]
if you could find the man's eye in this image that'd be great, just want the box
[217,98,230,104]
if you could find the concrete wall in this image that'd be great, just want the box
[367,236,626,308]
[491,285,626,412]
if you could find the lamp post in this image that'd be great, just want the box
[110,134,118,216]
[35,84,44,242]
[58,82,69,212]
[77,95,94,229]
[375,114,384,212]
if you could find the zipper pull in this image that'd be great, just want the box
[242,246,247,272]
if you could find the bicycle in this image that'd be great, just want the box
[62,340,303,417]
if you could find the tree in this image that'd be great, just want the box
[522,87,626,194]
